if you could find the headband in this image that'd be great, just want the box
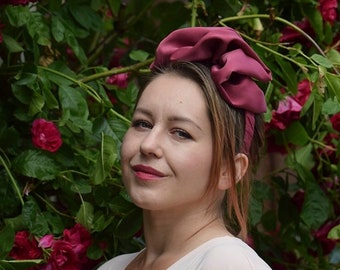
[150,27,272,154]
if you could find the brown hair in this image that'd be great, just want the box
[139,61,264,240]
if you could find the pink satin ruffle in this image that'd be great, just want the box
[150,27,272,114]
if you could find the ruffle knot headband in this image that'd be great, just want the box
[150,27,272,154]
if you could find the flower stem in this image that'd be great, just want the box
[35,193,73,218]
[219,14,325,57]
[191,0,198,27]
[0,151,24,206]
[80,58,154,83]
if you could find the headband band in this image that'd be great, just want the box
[150,27,272,153]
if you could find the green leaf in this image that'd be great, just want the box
[39,76,59,110]
[4,5,30,27]
[27,13,51,46]
[14,72,38,86]
[87,243,105,260]
[287,143,314,172]
[107,0,121,16]
[275,56,297,94]
[3,215,25,232]
[14,150,60,181]
[58,85,91,129]
[312,90,323,130]
[129,50,150,62]
[328,224,340,240]
[64,30,87,65]
[75,201,94,230]
[300,181,331,229]
[325,73,340,102]
[22,197,49,236]
[70,179,92,194]
[249,196,263,226]
[278,195,298,226]
[327,49,340,66]
[41,61,76,86]
[43,212,64,234]
[92,212,114,232]
[322,97,340,115]
[91,134,117,185]
[68,4,103,31]
[29,90,45,116]
[51,16,65,42]
[311,54,333,69]
[0,175,22,219]
[0,225,15,259]
[261,210,277,232]
[2,34,24,53]
[283,121,309,146]
[109,194,136,214]
[302,5,323,41]
[115,83,138,107]
[114,208,142,238]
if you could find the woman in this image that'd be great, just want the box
[99,27,272,269]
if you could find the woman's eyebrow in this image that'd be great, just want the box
[134,107,153,117]
[134,107,203,131]
[168,116,203,131]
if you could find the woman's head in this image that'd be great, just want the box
[140,61,265,239]
[126,26,271,239]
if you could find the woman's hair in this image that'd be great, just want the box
[137,61,265,240]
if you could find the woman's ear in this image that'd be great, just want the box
[218,153,249,190]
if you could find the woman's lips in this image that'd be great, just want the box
[132,164,165,180]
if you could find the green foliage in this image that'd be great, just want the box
[0,0,340,269]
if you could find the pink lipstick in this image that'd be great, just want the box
[132,164,165,180]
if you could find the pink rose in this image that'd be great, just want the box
[9,231,42,260]
[280,19,315,47]
[63,224,91,263]
[39,234,55,248]
[318,0,338,24]
[313,220,340,255]
[106,72,129,88]
[269,97,302,130]
[48,240,80,270]
[294,79,312,106]
[31,118,62,152]
[268,80,311,130]
[330,113,340,132]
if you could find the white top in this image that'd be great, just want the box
[97,236,271,269]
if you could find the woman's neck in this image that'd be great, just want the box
[141,204,230,260]
[126,193,232,270]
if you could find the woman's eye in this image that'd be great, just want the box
[172,129,193,140]
[131,120,152,129]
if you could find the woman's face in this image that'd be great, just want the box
[121,73,217,212]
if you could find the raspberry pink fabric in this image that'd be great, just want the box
[150,27,272,114]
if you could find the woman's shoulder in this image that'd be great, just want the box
[202,236,271,269]
[96,252,140,270]
[170,236,271,270]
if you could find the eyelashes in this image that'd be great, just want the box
[171,129,193,139]
[131,119,193,140]
[131,119,152,129]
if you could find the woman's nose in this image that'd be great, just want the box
[139,128,163,158]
